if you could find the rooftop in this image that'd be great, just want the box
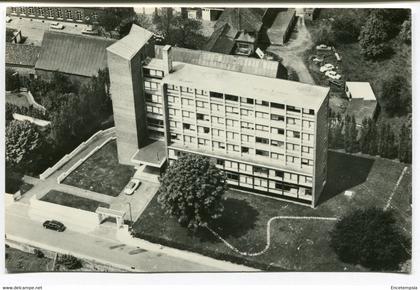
[215,8,267,33]
[131,140,167,168]
[266,9,296,45]
[35,31,115,77]
[163,61,329,110]
[154,45,280,79]
[346,82,377,101]
[202,23,236,55]
[107,25,154,60]
[6,43,41,67]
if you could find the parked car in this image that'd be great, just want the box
[329,79,344,88]
[43,220,66,232]
[316,44,332,51]
[6,16,12,23]
[325,70,342,80]
[312,57,323,64]
[50,22,64,30]
[123,179,141,195]
[320,63,335,72]
[82,25,99,35]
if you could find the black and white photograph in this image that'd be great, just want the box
[1,3,417,289]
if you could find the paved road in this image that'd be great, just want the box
[5,202,224,272]
[6,16,98,46]
[267,16,315,84]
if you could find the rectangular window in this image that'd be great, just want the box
[287,117,297,125]
[256,149,269,157]
[241,147,249,153]
[271,128,285,135]
[254,166,268,175]
[255,111,269,119]
[303,108,315,115]
[271,114,284,121]
[240,108,252,116]
[226,119,238,127]
[256,100,269,106]
[255,137,269,144]
[287,105,301,113]
[255,124,269,132]
[271,152,284,160]
[271,140,284,147]
[210,91,223,99]
[216,159,224,166]
[226,106,239,114]
[271,102,285,109]
[241,121,254,130]
[241,134,252,142]
[227,172,239,181]
[287,131,300,139]
[144,81,158,90]
[225,94,238,102]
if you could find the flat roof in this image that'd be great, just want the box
[107,24,153,60]
[163,61,329,110]
[346,82,376,101]
[131,140,167,167]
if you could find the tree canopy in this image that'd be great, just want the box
[359,12,389,59]
[330,207,410,271]
[380,74,409,116]
[6,69,20,92]
[157,154,227,231]
[6,120,45,173]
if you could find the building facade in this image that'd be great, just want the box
[7,7,104,23]
[107,25,329,208]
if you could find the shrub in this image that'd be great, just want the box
[57,254,82,270]
[33,249,44,258]
[330,207,410,271]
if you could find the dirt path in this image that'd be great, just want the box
[267,16,315,84]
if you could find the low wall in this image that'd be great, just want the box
[39,127,115,180]
[26,91,46,112]
[57,136,116,184]
[29,195,99,233]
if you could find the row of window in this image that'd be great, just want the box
[10,7,91,20]
[165,83,316,116]
[169,150,313,186]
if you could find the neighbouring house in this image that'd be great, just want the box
[302,8,319,21]
[345,82,379,126]
[266,8,297,46]
[35,31,115,83]
[134,7,182,16]
[203,8,269,56]
[181,8,225,21]
[6,43,41,80]
[107,25,330,208]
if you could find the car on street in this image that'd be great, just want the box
[320,63,335,72]
[43,220,66,232]
[325,70,342,80]
[124,178,141,195]
[82,25,99,35]
[6,16,12,23]
[50,22,64,30]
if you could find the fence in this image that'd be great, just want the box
[39,127,115,180]
[56,136,116,184]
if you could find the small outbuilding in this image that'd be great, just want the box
[345,82,379,126]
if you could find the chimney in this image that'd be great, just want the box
[162,45,173,75]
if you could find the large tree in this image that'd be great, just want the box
[6,120,45,174]
[380,74,409,116]
[330,207,410,271]
[157,154,227,231]
[153,8,206,49]
[398,123,412,163]
[359,12,389,59]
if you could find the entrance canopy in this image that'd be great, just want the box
[131,140,167,168]
[96,207,126,228]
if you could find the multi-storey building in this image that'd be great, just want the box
[107,25,329,208]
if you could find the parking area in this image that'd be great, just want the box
[6,16,92,45]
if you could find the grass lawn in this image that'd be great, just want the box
[304,8,411,135]
[62,140,135,196]
[40,190,109,212]
[132,151,411,271]
[5,247,53,273]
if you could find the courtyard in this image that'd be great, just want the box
[132,151,411,271]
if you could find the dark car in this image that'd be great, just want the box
[43,220,66,232]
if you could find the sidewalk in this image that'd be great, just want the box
[5,202,230,272]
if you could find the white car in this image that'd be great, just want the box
[316,44,332,51]
[6,16,12,23]
[50,22,64,30]
[123,179,141,195]
[320,63,335,72]
[82,25,99,35]
[312,57,323,64]
[325,70,342,80]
